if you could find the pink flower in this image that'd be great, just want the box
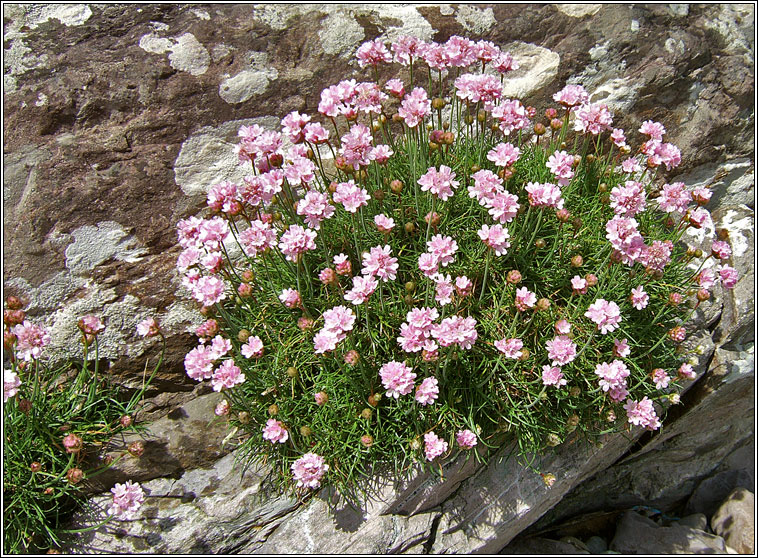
[374,214,395,233]
[385,78,406,97]
[456,429,478,450]
[241,336,264,358]
[605,215,645,265]
[356,38,392,68]
[334,253,352,276]
[478,224,511,256]
[678,362,696,380]
[621,158,643,174]
[281,110,311,143]
[195,319,218,341]
[718,265,739,289]
[211,360,245,392]
[109,481,145,520]
[624,397,661,431]
[370,144,393,164]
[595,360,630,395]
[430,316,478,350]
[418,165,460,202]
[313,330,340,354]
[514,287,537,312]
[571,275,588,295]
[455,276,473,298]
[711,240,732,260]
[639,120,666,141]
[333,180,370,213]
[215,400,230,416]
[525,182,564,209]
[610,181,647,216]
[291,452,329,489]
[319,268,337,285]
[485,191,520,224]
[486,142,521,167]
[630,286,649,310]
[585,299,622,334]
[362,245,399,282]
[4,370,21,403]
[208,335,231,359]
[652,368,670,389]
[691,186,713,205]
[262,418,289,444]
[12,321,50,362]
[669,326,686,343]
[492,99,531,135]
[639,240,673,273]
[391,35,425,65]
[613,338,631,358]
[345,275,379,305]
[555,320,571,335]
[344,349,360,366]
[546,335,577,366]
[207,181,241,214]
[322,305,356,335]
[78,315,105,336]
[415,377,439,406]
[658,182,691,213]
[611,128,627,147]
[418,252,440,277]
[454,73,503,107]
[296,191,335,229]
[303,122,329,144]
[493,51,518,74]
[279,289,302,309]
[433,274,454,306]
[542,365,567,388]
[184,345,215,381]
[427,234,458,267]
[136,317,160,338]
[380,361,416,398]
[399,87,432,128]
[574,102,613,135]
[553,84,589,108]
[424,431,448,461]
[546,150,575,186]
[495,337,523,359]
[469,169,502,204]
[239,220,278,258]
[278,225,317,262]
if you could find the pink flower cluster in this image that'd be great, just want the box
[546,335,577,366]
[418,165,460,202]
[291,452,329,489]
[297,191,335,229]
[525,182,564,210]
[263,418,289,444]
[333,180,370,213]
[362,245,399,282]
[399,87,432,128]
[431,316,478,350]
[4,369,21,403]
[424,431,448,461]
[314,305,356,354]
[109,481,145,520]
[495,337,523,359]
[546,150,575,186]
[610,181,647,216]
[478,224,511,255]
[585,299,622,334]
[595,360,631,402]
[454,73,503,108]
[542,365,567,388]
[624,397,661,430]
[380,361,417,398]
[12,321,50,362]
[398,307,440,354]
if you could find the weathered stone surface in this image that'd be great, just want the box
[685,468,755,519]
[610,511,728,554]
[500,536,590,554]
[674,513,708,532]
[710,488,755,555]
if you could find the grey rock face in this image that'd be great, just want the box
[610,511,728,554]
[710,488,755,555]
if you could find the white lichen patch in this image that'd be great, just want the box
[35,92,48,106]
[219,51,278,104]
[439,5,454,16]
[555,4,602,17]
[65,221,148,275]
[630,19,640,32]
[500,42,560,99]
[212,43,233,62]
[139,32,210,76]
[191,8,210,20]
[7,4,93,30]
[718,210,752,258]
[317,11,366,56]
[173,117,280,197]
[589,78,643,113]
[455,5,496,35]
[4,272,87,314]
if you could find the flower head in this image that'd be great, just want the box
[424,431,448,461]
[542,365,567,388]
[109,481,145,519]
[262,419,289,444]
[415,377,439,406]
[291,453,329,489]
[585,299,622,334]
[4,370,21,403]
[380,361,416,398]
[456,429,478,450]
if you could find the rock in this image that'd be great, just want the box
[610,511,728,554]
[685,468,755,518]
[500,536,589,554]
[675,513,708,532]
[710,488,755,554]
[585,535,609,553]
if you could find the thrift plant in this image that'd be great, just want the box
[3,298,161,553]
[175,35,738,497]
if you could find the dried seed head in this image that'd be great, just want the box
[237,329,251,343]
[300,426,312,437]
[66,468,84,485]
[268,404,279,416]
[361,435,374,448]
[536,298,551,311]
[571,255,583,268]
[286,367,298,379]
[360,408,373,420]
[128,441,145,458]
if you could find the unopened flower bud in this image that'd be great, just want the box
[300,426,312,437]
[360,408,373,420]
[432,97,446,110]
[598,182,608,193]
[368,392,382,406]
[566,414,580,433]
[571,255,583,268]
[237,329,251,343]
[572,217,583,230]
[6,296,23,310]
[534,122,546,135]
[405,281,416,293]
[428,141,440,151]
[556,208,571,222]
[477,109,487,123]
[215,400,230,416]
[120,415,133,428]
[425,212,441,227]
[237,411,250,424]
[44,487,54,495]
[694,248,703,258]
[3,309,25,326]
[464,114,474,125]
[241,270,255,283]
[536,298,551,311]
[17,398,31,414]
[30,461,42,473]
[546,433,561,447]
[392,113,404,123]
[545,107,558,119]
[66,468,84,485]
[372,189,385,201]
[535,238,546,249]
[286,367,298,379]
[63,434,83,454]
[237,283,252,298]
[268,404,279,416]
[470,164,481,174]
[697,289,710,302]
[669,292,683,306]
[361,434,374,448]
[315,391,328,406]
[518,347,530,361]
[128,441,145,457]
[550,118,563,131]
[694,344,705,355]
[668,326,686,343]
[298,317,314,331]
[507,270,522,284]
[344,349,360,366]
[404,222,415,234]
[569,386,581,397]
